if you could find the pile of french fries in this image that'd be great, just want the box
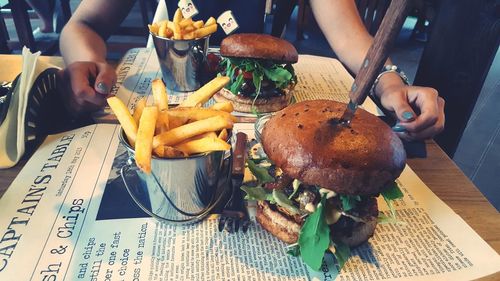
[148,8,217,40]
[107,76,233,174]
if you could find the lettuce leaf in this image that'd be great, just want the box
[241,185,274,202]
[332,240,351,270]
[339,195,361,211]
[298,195,330,270]
[246,159,274,184]
[272,189,300,215]
[381,182,404,218]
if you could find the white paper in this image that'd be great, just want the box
[0,123,498,280]
[2,48,498,280]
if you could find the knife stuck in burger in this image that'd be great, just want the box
[242,100,406,271]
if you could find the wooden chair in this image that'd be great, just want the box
[1,0,71,54]
[0,12,9,53]
[355,0,391,36]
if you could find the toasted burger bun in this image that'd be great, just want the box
[256,200,378,247]
[261,100,406,196]
[220,33,298,63]
[214,87,293,113]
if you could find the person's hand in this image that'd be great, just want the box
[377,83,445,141]
[58,61,116,115]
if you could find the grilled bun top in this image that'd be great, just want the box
[261,100,406,195]
[220,33,298,63]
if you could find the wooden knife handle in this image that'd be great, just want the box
[231,132,248,176]
[350,0,410,105]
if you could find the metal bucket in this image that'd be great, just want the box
[151,32,209,92]
[119,130,230,224]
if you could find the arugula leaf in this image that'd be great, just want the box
[246,159,274,184]
[298,195,330,271]
[381,182,404,218]
[272,189,300,215]
[289,179,301,199]
[377,212,405,224]
[264,67,292,87]
[287,243,300,257]
[381,181,404,200]
[230,73,244,95]
[331,241,351,270]
[339,195,361,211]
[241,185,274,202]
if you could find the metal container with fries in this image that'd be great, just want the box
[119,129,230,224]
[151,33,210,92]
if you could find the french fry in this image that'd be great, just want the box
[167,21,175,32]
[218,129,228,141]
[194,24,217,39]
[173,8,183,24]
[133,98,147,125]
[169,115,189,129]
[173,22,182,40]
[158,21,168,37]
[179,18,193,28]
[179,76,230,107]
[210,101,234,113]
[178,131,218,145]
[184,25,195,33]
[153,115,233,147]
[153,145,186,158]
[174,136,231,155]
[152,79,169,111]
[107,97,137,146]
[204,17,216,27]
[148,23,159,35]
[155,110,170,134]
[169,107,237,123]
[193,20,204,29]
[135,106,158,174]
[182,31,195,40]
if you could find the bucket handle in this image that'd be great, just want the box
[120,158,220,223]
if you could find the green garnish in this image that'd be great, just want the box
[298,195,330,271]
[339,195,361,211]
[241,185,274,202]
[272,189,300,215]
[331,240,351,270]
[381,181,404,218]
[289,179,301,199]
[246,159,275,184]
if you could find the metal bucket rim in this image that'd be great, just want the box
[150,31,210,42]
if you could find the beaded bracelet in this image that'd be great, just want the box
[370,65,410,97]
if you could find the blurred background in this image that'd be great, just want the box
[0,0,499,210]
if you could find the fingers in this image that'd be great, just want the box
[379,85,445,140]
[401,87,440,132]
[405,96,445,140]
[94,62,116,95]
[61,62,115,114]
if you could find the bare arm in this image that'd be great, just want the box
[60,0,136,64]
[58,0,136,114]
[310,0,444,140]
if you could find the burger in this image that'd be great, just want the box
[214,33,298,113]
[242,100,406,270]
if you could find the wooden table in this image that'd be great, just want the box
[0,55,498,280]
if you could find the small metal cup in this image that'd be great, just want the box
[119,129,230,224]
[151,33,209,92]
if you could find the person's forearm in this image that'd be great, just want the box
[60,21,108,64]
[311,0,404,97]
